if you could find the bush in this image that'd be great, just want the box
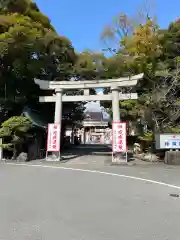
[0,116,32,159]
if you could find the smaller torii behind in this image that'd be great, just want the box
[34,73,143,163]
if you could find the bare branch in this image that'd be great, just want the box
[136,0,157,23]
[149,64,180,132]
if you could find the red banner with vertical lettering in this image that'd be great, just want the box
[112,122,127,152]
[46,124,60,152]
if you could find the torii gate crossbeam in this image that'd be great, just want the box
[39,93,138,102]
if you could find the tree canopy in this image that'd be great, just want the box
[100,8,180,137]
[0,0,81,124]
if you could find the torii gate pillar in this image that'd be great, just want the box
[112,87,120,121]
[54,89,63,124]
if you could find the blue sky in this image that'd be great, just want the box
[35,0,180,52]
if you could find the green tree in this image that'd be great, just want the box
[0,0,83,127]
[75,50,106,80]
[100,5,165,139]
[121,19,162,76]
[121,19,180,136]
[160,19,180,70]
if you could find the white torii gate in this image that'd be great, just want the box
[34,73,143,162]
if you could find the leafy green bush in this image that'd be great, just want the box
[0,116,32,159]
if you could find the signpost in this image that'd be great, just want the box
[112,122,127,163]
[46,123,60,160]
[155,133,180,165]
[155,133,180,150]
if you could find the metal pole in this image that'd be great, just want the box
[53,89,63,160]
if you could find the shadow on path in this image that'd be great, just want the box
[60,144,112,163]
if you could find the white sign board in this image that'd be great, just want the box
[112,122,127,152]
[47,124,60,152]
[155,133,180,149]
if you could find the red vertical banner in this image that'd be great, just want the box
[112,122,127,152]
[46,124,60,152]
